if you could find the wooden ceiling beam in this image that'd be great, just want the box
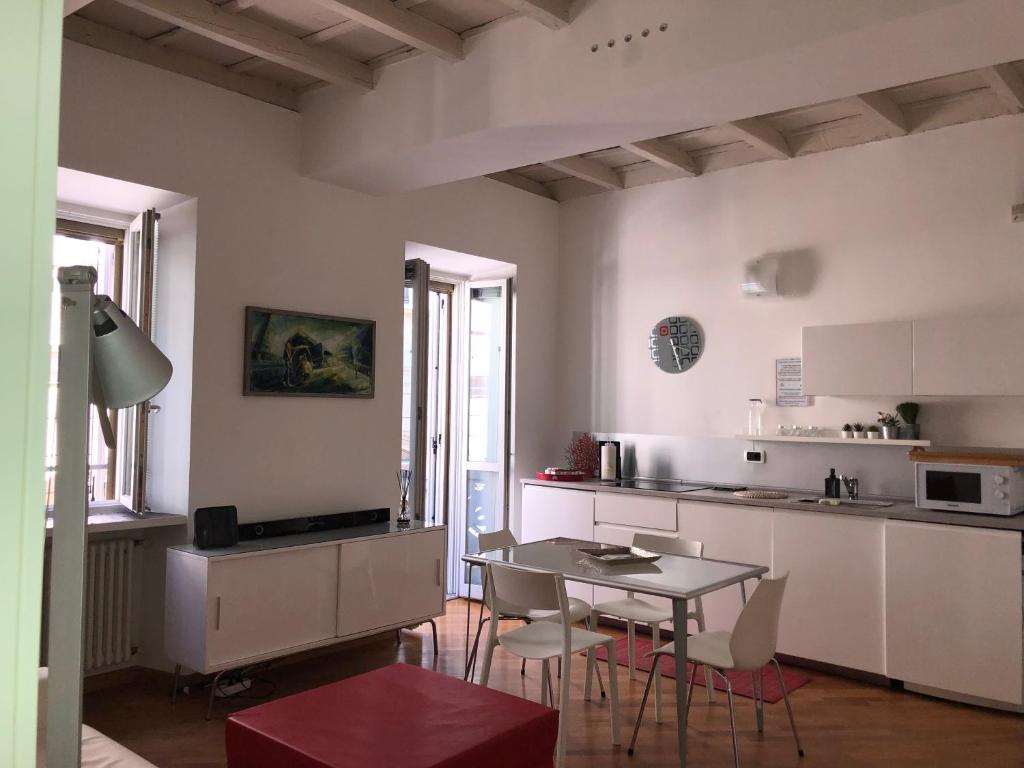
[979,63,1024,113]
[64,15,299,110]
[498,0,572,29]
[543,155,623,190]
[114,0,373,88]
[622,139,699,176]
[486,171,555,200]
[851,92,908,136]
[306,0,464,62]
[229,18,358,74]
[727,118,793,160]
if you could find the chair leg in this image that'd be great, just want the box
[584,612,607,701]
[171,664,181,704]
[651,622,663,724]
[627,654,661,756]
[429,619,439,657]
[604,641,621,746]
[396,629,402,645]
[695,605,714,703]
[521,657,527,676]
[465,616,489,680]
[547,662,556,705]
[752,668,764,734]
[685,661,698,722]
[724,673,740,768]
[479,611,500,688]
[626,620,636,680]
[541,659,551,706]
[772,658,805,758]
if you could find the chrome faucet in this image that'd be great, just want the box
[840,475,859,501]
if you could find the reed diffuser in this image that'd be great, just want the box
[397,469,412,526]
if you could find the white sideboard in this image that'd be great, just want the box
[165,523,446,674]
[521,483,1024,709]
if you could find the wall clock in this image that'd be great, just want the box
[649,316,704,373]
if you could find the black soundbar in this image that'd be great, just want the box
[237,507,391,541]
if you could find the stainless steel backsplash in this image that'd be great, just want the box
[586,432,917,499]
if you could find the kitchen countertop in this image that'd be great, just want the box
[523,478,1024,532]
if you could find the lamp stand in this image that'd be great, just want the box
[46,266,96,767]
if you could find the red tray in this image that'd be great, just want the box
[535,471,588,482]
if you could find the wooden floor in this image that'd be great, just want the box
[84,599,1024,767]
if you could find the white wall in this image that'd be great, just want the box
[59,41,558,537]
[555,115,1024,452]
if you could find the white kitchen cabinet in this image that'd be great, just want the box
[595,493,677,531]
[913,315,1024,395]
[521,484,594,604]
[205,546,339,669]
[677,500,772,633]
[885,520,1023,705]
[337,528,445,637]
[802,320,913,395]
[771,509,886,674]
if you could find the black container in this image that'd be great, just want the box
[825,468,841,499]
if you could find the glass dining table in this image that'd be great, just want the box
[462,537,769,768]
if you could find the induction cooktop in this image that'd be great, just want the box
[605,479,712,493]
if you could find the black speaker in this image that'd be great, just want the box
[193,505,238,549]
[237,508,391,541]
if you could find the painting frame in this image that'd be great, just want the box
[243,305,376,398]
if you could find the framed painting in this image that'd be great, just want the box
[243,306,375,398]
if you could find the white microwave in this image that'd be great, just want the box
[915,462,1024,516]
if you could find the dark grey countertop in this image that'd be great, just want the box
[170,519,442,558]
[523,478,1024,533]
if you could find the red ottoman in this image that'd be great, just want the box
[225,663,559,768]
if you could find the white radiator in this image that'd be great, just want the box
[83,539,135,672]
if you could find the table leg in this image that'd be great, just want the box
[464,563,473,667]
[672,598,689,768]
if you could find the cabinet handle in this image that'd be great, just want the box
[435,559,441,587]
[215,596,221,631]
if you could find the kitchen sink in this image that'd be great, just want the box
[794,497,894,508]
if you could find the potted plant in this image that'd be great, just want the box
[866,424,882,439]
[841,423,854,439]
[852,422,866,439]
[896,402,920,440]
[877,411,900,439]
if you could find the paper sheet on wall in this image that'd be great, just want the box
[776,357,811,407]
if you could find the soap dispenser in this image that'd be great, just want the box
[825,468,841,499]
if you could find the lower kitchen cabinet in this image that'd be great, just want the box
[677,500,772,633]
[337,528,446,638]
[885,520,1023,706]
[771,509,886,674]
[521,484,595,604]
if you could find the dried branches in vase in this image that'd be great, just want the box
[565,432,600,477]
[397,469,412,526]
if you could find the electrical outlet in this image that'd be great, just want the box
[744,449,766,464]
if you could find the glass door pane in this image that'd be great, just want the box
[463,283,508,572]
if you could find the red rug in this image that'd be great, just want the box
[588,637,810,703]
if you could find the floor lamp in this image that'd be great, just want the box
[46,265,171,766]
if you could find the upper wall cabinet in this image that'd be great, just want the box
[913,315,1024,396]
[803,321,913,396]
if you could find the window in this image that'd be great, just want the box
[46,222,122,507]
[47,212,158,513]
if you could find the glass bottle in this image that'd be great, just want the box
[747,399,766,436]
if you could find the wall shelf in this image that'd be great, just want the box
[737,434,931,447]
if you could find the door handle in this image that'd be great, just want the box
[435,559,442,587]
[214,596,221,631]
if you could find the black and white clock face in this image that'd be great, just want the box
[649,316,704,373]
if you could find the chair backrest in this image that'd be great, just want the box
[729,573,788,671]
[479,528,518,552]
[486,562,569,618]
[633,533,703,558]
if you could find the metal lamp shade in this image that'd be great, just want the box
[91,296,172,408]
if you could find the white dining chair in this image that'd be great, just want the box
[466,529,605,699]
[585,533,714,723]
[627,574,804,768]
[479,561,621,767]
